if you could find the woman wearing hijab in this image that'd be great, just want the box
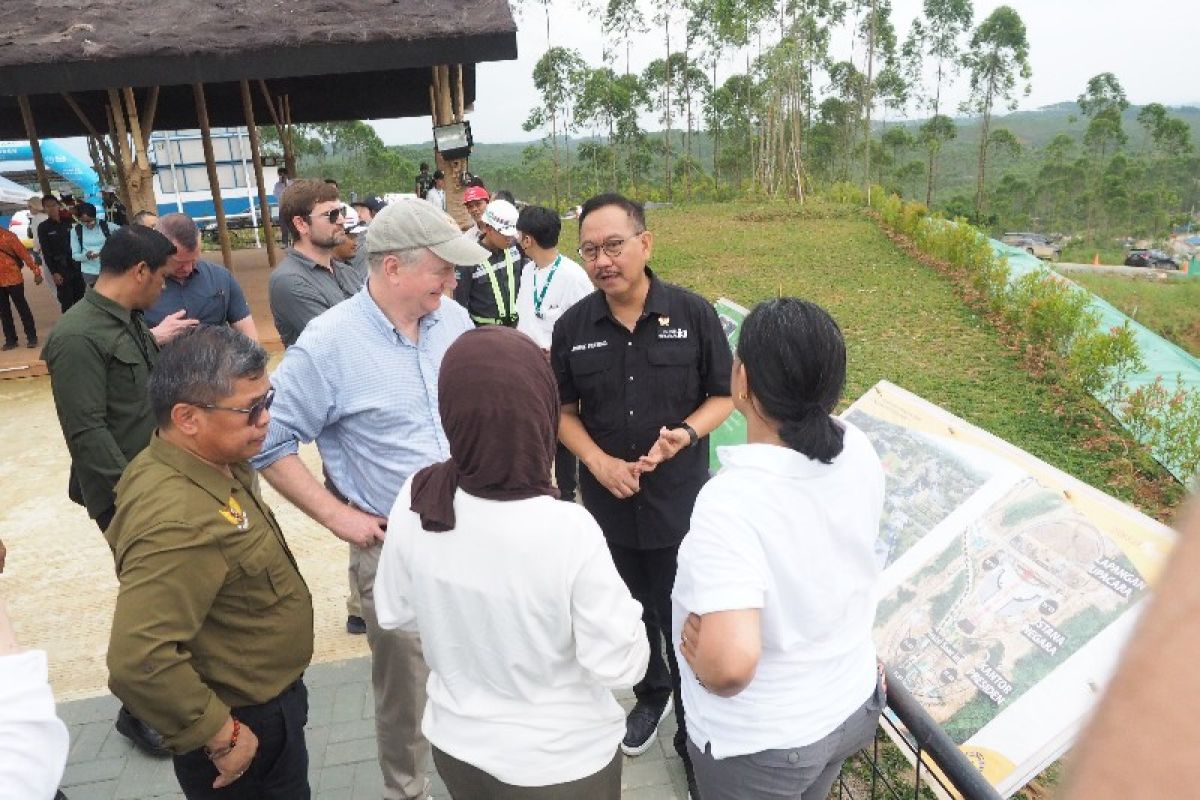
[671,298,886,800]
[375,326,648,799]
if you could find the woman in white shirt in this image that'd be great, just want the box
[376,326,648,799]
[671,297,886,800]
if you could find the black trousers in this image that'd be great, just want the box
[554,443,578,502]
[54,269,86,312]
[174,680,310,800]
[607,541,687,756]
[0,284,36,344]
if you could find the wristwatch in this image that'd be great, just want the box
[668,422,699,448]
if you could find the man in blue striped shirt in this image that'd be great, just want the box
[252,199,487,800]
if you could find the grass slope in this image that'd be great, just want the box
[644,199,1182,519]
[1069,273,1200,358]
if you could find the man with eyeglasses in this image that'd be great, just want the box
[268,179,360,348]
[42,225,180,759]
[549,193,733,797]
[106,325,315,800]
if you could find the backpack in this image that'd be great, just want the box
[75,220,112,249]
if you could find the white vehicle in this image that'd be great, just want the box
[7,210,34,248]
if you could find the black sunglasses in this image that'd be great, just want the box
[307,208,343,224]
[197,387,276,426]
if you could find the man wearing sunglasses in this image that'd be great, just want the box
[106,326,315,800]
[268,179,361,348]
[42,225,179,759]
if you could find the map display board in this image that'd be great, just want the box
[709,298,749,470]
[846,381,1176,797]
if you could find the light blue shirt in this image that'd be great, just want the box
[252,283,474,516]
[70,221,119,276]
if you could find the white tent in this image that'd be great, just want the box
[0,174,35,212]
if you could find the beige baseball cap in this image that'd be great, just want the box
[366,198,489,265]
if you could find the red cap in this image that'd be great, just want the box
[462,186,490,203]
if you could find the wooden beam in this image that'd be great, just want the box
[17,96,53,196]
[193,83,234,271]
[60,93,117,162]
[281,94,296,176]
[139,87,160,150]
[240,80,279,268]
[122,88,151,173]
[455,64,465,123]
[106,103,132,209]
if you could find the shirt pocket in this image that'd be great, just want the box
[236,540,294,611]
[109,340,148,402]
[646,345,699,411]
[569,348,619,428]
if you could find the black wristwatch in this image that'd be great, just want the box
[669,422,699,448]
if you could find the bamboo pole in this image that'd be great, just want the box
[61,93,117,161]
[281,95,296,176]
[454,64,465,122]
[139,87,160,150]
[105,103,133,210]
[17,96,52,196]
[193,83,234,271]
[240,80,279,267]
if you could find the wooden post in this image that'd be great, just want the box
[17,96,52,196]
[193,83,234,271]
[240,80,279,267]
[105,101,134,211]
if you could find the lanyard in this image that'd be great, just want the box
[532,255,562,319]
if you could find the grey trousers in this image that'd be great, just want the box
[687,677,885,800]
[351,543,432,800]
[432,746,622,800]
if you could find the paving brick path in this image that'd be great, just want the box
[56,658,689,800]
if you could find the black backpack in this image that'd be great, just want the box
[75,220,112,249]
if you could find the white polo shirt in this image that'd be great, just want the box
[515,253,594,350]
[672,423,885,758]
[377,478,649,786]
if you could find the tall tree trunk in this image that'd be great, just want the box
[862,0,877,202]
[664,20,673,201]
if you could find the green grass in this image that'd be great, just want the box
[645,199,1182,519]
[1069,272,1200,358]
[1059,241,1129,267]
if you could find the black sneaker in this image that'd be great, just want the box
[621,696,671,756]
[346,614,367,635]
[26,337,38,348]
[1,342,16,351]
[115,706,171,758]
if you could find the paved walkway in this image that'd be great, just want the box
[56,658,689,800]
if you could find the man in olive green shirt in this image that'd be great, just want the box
[41,224,178,758]
[107,326,314,799]
[42,225,177,531]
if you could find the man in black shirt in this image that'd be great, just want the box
[453,199,526,327]
[550,193,733,793]
[35,195,85,312]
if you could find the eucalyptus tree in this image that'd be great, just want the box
[524,47,588,210]
[901,0,972,203]
[604,0,648,76]
[856,0,898,198]
[1078,72,1128,162]
[917,113,955,204]
[961,5,1031,217]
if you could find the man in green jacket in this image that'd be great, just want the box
[106,326,314,799]
[41,225,177,757]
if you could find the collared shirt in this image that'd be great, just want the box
[0,650,69,799]
[550,268,733,549]
[70,221,118,276]
[36,218,79,277]
[41,288,159,518]
[426,186,446,211]
[106,434,313,755]
[453,243,527,328]
[673,433,883,757]
[143,259,252,328]
[268,247,363,347]
[515,254,594,350]
[252,285,474,516]
[0,228,39,288]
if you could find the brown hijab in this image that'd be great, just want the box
[410,326,560,531]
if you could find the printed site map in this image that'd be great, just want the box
[841,381,1175,797]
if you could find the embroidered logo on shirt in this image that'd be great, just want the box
[571,340,609,352]
[659,316,670,326]
[219,496,249,530]
[658,328,689,340]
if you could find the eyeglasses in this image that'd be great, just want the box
[307,207,343,224]
[578,233,643,262]
[197,387,275,426]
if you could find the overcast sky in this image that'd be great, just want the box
[373,0,1198,146]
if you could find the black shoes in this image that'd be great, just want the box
[0,342,16,351]
[27,337,38,348]
[347,614,367,635]
[115,706,171,758]
[621,696,672,756]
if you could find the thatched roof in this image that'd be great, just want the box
[0,0,517,138]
